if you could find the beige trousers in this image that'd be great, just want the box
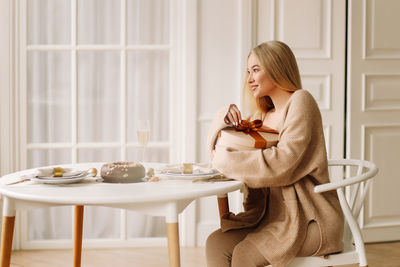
[206,221,320,267]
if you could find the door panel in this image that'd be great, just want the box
[348,0,400,242]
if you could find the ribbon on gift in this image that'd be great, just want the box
[235,119,278,148]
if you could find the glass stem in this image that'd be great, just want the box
[141,146,146,162]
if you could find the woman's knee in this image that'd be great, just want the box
[206,228,254,266]
[206,229,222,253]
[231,240,269,267]
[206,227,252,253]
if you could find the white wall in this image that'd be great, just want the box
[197,0,241,162]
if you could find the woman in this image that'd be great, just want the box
[206,41,344,267]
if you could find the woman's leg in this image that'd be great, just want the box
[231,220,321,267]
[206,228,253,267]
[207,220,320,267]
[231,239,270,267]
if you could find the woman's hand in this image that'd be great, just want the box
[224,104,242,126]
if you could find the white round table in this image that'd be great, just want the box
[0,162,243,267]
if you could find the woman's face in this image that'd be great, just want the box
[247,53,277,98]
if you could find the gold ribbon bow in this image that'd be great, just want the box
[235,119,278,148]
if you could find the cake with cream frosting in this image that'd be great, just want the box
[100,161,145,183]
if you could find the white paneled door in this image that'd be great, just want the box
[347,0,400,242]
[256,0,346,160]
[256,0,400,242]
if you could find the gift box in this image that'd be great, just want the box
[216,120,279,150]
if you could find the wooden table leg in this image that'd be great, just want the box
[73,205,84,267]
[217,194,230,218]
[166,222,180,267]
[0,216,15,267]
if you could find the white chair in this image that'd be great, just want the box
[217,159,378,267]
[286,159,378,267]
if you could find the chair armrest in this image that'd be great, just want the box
[314,159,378,193]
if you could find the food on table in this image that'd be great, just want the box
[100,162,146,183]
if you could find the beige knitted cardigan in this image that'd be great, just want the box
[207,90,344,267]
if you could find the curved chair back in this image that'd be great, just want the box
[284,159,378,267]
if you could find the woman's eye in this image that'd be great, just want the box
[253,68,259,73]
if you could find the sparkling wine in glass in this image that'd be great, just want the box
[137,119,150,162]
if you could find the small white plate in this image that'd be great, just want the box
[35,168,86,178]
[35,174,85,180]
[157,172,221,180]
[31,176,87,184]
[166,169,218,176]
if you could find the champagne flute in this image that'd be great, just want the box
[137,119,150,162]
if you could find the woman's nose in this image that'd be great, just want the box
[247,73,254,83]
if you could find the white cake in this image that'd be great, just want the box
[100,161,146,183]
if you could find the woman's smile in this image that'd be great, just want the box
[251,84,258,91]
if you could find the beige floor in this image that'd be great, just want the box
[9,241,400,267]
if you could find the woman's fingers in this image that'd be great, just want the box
[224,116,230,124]
[225,112,235,125]
[231,105,242,124]
[225,104,242,126]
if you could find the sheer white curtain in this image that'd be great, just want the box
[26,0,169,241]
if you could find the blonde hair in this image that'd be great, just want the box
[242,41,302,114]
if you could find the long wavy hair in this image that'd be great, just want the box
[242,41,302,114]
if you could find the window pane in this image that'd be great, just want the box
[28,0,71,44]
[83,207,121,239]
[28,207,72,240]
[78,51,120,143]
[28,51,71,143]
[127,211,166,238]
[127,0,169,45]
[78,0,120,44]
[127,147,169,163]
[28,149,71,168]
[127,51,169,143]
[78,148,120,163]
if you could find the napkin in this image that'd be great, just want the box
[34,168,86,178]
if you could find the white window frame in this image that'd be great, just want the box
[0,0,17,178]
[1,0,198,249]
